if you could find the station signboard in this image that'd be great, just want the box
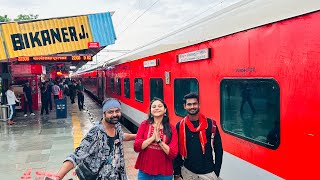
[17,55,92,62]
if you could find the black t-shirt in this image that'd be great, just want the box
[108,136,115,153]
[107,132,120,153]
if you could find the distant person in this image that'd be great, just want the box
[76,80,84,111]
[56,98,136,180]
[68,80,76,104]
[63,83,69,97]
[40,82,50,115]
[240,81,256,138]
[134,97,178,179]
[240,82,256,114]
[23,82,35,117]
[47,81,53,111]
[6,85,20,125]
[52,82,60,100]
[173,93,223,180]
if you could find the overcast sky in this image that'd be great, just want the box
[0,0,239,65]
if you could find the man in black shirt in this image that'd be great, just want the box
[76,80,84,111]
[40,82,50,115]
[174,92,223,180]
[23,82,35,117]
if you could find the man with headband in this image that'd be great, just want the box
[56,98,136,180]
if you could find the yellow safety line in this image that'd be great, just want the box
[71,111,83,149]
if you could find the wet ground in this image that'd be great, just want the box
[0,94,138,180]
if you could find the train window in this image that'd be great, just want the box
[134,78,143,102]
[174,78,199,117]
[150,78,163,100]
[116,78,121,95]
[124,78,130,98]
[110,78,115,93]
[220,79,280,149]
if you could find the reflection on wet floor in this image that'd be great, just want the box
[0,94,138,180]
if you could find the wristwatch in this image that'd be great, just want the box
[156,139,162,144]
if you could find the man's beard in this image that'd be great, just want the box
[187,108,199,115]
[106,116,120,124]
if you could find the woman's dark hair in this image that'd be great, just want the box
[148,97,172,143]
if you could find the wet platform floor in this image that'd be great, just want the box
[0,94,138,180]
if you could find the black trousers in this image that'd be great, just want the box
[41,100,49,114]
[77,94,84,110]
[24,99,33,114]
[48,95,53,110]
[70,93,75,103]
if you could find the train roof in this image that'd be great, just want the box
[103,0,320,67]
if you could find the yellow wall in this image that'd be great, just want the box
[0,15,94,60]
[0,25,8,60]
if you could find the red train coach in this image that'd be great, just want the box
[78,0,320,179]
[75,69,106,103]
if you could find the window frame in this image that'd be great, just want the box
[150,78,164,100]
[220,78,280,150]
[124,78,130,98]
[110,78,115,93]
[134,78,144,102]
[173,78,199,117]
[116,78,121,95]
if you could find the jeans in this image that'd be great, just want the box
[138,170,172,180]
[8,104,15,120]
[48,95,53,110]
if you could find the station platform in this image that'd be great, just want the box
[0,94,138,180]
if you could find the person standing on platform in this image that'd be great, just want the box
[47,81,53,111]
[68,80,76,104]
[40,82,50,115]
[5,84,20,125]
[56,98,136,180]
[76,80,84,111]
[23,82,35,117]
[173,93,223,180]
[134,97,178,179]
[52,82,60,101]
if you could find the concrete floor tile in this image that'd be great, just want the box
[26,154,50,163]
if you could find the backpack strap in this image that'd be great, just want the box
[207,118,217,146]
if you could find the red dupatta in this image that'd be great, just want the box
[179,113,208,158]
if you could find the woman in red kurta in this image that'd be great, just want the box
[134,97,178,179]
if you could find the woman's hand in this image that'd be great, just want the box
[151,125,157,141]
[155,123,161,142]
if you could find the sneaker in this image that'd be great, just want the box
[24,114,27,117]
[31,113,35,116]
